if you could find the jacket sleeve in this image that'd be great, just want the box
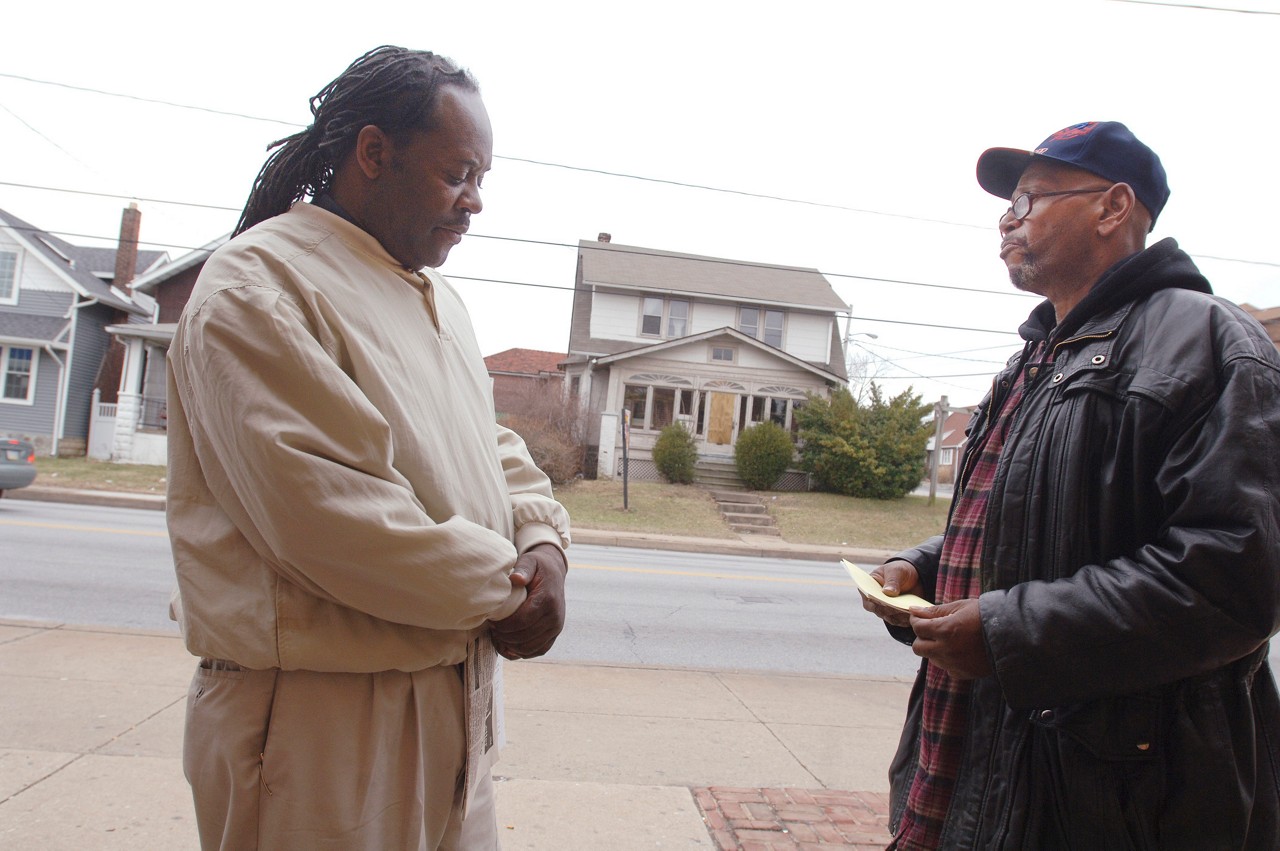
[883,534,945,644]
[983,346,1280,708]
[173,284,527,631]
[494,422,572,556]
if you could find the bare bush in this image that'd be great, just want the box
[501,381,589,485]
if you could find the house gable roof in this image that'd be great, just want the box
[131,234,229,294]
[592,326,845,385]
[483,348,565,376]
[0,313,71,346]
[0,207,154,316]
[578,239,847,311]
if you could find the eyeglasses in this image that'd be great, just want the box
[1006,187,1111,221]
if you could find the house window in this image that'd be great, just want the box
[738,307,785,348]
[625,382,696,431]
[624,384,648,424]
[650,388,676,429]
[641,297,663,336]
[940,448,954,466]
[666,300,688,337]
[569,376,581,399]
[762,310,784,348]
[739,395,767,427]
[789,400,805,437]
[679,391,695,416]
[1,346,35,403]
[769,398,788,426]
[640,296,691,339]
[0,250,17,304]
[710,346,735,363]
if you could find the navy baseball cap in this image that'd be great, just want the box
[976,121,1170,229]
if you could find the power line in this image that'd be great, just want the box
[1,72,984,229]
[0,188,1037,300]
[4,66,1279,268]
[1108,0,1280,13]
[857,337,1014,365]
[0,217,1028,338]
[0,72,300,126]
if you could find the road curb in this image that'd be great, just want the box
[7,485,166,511]
[10,486,901,564]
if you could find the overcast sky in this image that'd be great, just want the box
[3,0,1276,407]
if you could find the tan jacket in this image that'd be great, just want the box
[166,202,570,672]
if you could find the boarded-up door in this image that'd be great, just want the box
[707,392,735,445]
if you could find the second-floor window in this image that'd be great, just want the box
[0,250,18,304]
[738,307,784,348]
[640,296,690,338]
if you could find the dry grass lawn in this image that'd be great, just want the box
[30,456,168,494]
[29,457,950,551]
[767,491,949,548]
[553,478,736,539]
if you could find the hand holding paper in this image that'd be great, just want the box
[842,559,932,611]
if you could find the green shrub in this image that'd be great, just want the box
[734,421,794,490]
[795,385,931,499]
[652,422,698,484]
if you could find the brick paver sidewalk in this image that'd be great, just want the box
[694,786,893,849]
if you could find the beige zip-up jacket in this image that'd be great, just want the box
[166,202,570,672]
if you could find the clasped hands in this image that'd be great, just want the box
[490,543,567,661]
[861,558,993,680]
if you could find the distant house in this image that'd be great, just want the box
[561,234,848,485]
[104,234,226,464]
[1242,303,1280,351]
[483,348,565,419]
[0,205,167,455]
[925,408,973,484]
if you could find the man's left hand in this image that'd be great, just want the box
[491,544,567,660]
[909,598,993,679]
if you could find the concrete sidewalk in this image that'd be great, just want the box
[0,619,912,849]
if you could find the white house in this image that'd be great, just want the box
[561,235,848,485]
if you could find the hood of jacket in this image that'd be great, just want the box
[1017,237,1213,345]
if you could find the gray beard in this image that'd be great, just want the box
[1009,257,1039,293]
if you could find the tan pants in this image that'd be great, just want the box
[183,660,498,850]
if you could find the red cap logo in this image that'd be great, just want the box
[1047,122,1098,141]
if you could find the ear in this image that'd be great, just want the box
[1096,183,1139,236]
[352,125,393,180]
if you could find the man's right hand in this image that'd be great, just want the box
[859,558,923,629]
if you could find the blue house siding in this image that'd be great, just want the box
[0,347,61,442]
[64,303,119,441]
[0,292,71,447]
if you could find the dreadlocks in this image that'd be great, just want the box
[233,46,478,237]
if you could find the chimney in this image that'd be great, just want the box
[113,203,141,293]
[597,232,611,243]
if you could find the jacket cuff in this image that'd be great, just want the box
[515,521,568,555]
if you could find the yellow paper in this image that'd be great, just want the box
[842,559,932,611]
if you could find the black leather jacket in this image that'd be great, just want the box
[888,239,1280,849]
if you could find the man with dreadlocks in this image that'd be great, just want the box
[165,46,570,850]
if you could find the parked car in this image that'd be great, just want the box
[0,438,37,497]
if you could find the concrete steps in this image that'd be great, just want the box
[706,488,781,536]
[694,459,744,490]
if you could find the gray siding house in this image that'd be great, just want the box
[0,206,166,455]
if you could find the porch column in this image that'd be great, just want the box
[111,337,146,462]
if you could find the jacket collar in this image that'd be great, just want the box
[1018,238,1212,346]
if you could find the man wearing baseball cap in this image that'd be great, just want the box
[860,121,1280,849]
